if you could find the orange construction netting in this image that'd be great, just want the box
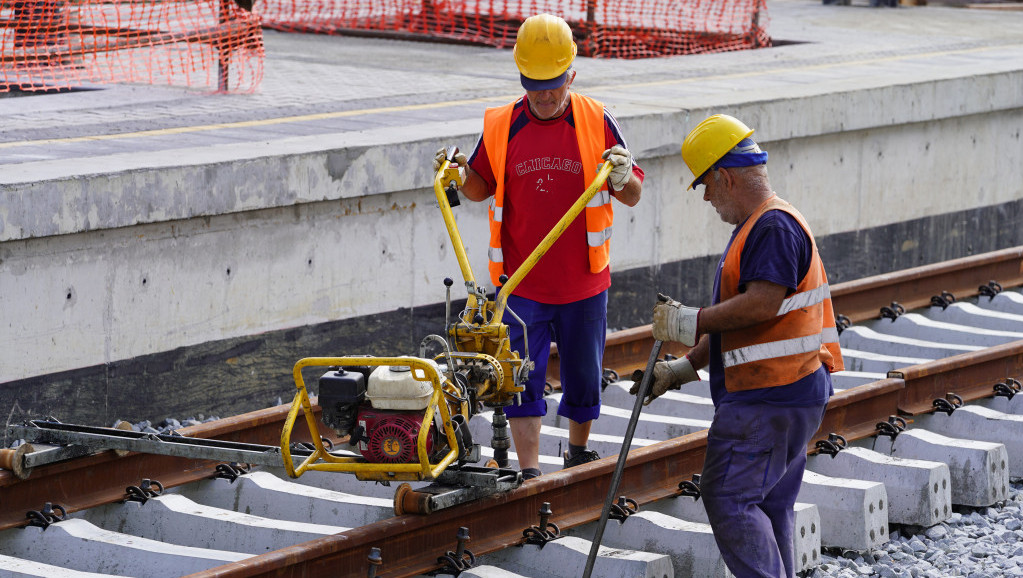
[255,0,771,59]
[0,0,264,93]
[1,1,767,94]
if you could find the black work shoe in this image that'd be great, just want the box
[563,449,600,469]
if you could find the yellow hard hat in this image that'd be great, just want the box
[513,14,577,91]
[681,114,756,190]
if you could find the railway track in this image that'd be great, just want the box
[2,246,1023,578]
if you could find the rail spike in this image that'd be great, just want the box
[932,393,964,416]
[872,416,908,452]
[676,473,702,501]
[994,378,1022,400]
[123,478,164,504]
[433,526,475,575]
[607,496,639,523]
[815,433,847,458]
[835,314,851,335]
[879,302,905,321]
[26,502,67,529]
[929,291,956,310]
[522,501,561,548]
[213,462,251,483]
[978,280,1003,301]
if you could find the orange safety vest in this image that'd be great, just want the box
[719,195,845,391]
[481,93,613,287]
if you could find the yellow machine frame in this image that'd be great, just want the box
[279,151,613,483]
[280,356,469,481]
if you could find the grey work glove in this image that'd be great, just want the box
[629,355,699,405]
[652,292,701,347]
[601,145,633,190]
[433,147,467,173]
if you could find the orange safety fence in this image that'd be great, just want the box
[254,0,770,59]
[0,0,264,93]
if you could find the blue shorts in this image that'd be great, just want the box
[501,291,607,423]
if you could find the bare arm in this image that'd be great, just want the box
[612,171,642,207]
[459,167,492,202]
[698,280,787,334]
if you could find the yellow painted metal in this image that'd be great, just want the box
[280,356,464,482]
[278,156,613,483]
[432,157,613,408]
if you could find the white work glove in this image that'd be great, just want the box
[629,355,699,405]
[652,293,701,347]
[601,145,633,190]
[433,147,467,173]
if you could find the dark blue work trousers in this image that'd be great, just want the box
[700,401,827,578]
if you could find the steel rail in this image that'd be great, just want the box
[0,404,324,531]
[544,245,1023,385]
[185,337,1023,577]
[2,246,1023,573]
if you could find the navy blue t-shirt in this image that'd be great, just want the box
[708,209,834,407]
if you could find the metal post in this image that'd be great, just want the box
[582,339,663,578]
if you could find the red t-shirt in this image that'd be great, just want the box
[467,96,644,304]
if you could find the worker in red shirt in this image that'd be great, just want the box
[435,13,643,479]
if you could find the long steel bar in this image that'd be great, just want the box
[891,339,1023,415]
[830,246,1023,323]
[11,420,302,469]
[0,405,324,531]
[583,339,663,578]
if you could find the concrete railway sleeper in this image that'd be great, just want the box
[1,248,1023,577]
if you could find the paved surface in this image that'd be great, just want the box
[2,0,1022,173]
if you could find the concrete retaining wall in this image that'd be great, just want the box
[2,45,1021,424]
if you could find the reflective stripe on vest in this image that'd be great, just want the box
[481,93,613,287]
[719,196,845,391]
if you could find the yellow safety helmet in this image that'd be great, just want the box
[513,14,577,91]
[681,114,756,190]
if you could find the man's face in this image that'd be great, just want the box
[702,169,743,225]
[525,70,575,120]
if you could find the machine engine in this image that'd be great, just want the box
[318,359,466,464]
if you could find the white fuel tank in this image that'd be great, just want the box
[366,358,439,410]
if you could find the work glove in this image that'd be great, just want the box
[629,355,699,405]
[433,147,467,173]
[652,292,701,347]
[601,145,633,190]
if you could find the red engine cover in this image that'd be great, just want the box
[357,409,433,464]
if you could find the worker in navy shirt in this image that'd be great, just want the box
[632,114,844,577]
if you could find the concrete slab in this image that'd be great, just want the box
[84,494,346,554]
[980,291,1023,315]
[643,496,820,575]
[797,470,890,551]
[870,428,1010,507]
[170,470,393,527]
[920,301,1023,333]
[860,313,1023,348]
[838,348,933,375]
[914,405,1023,477]
[603,381,717,421]
[0,554,122,578]
[806,446,951,527]
[547,392,711,441]
[483,535,673,578]
[838,325,984,360]
[446,566,529,578]
[0,519,246,576]
[593,510,732,578]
